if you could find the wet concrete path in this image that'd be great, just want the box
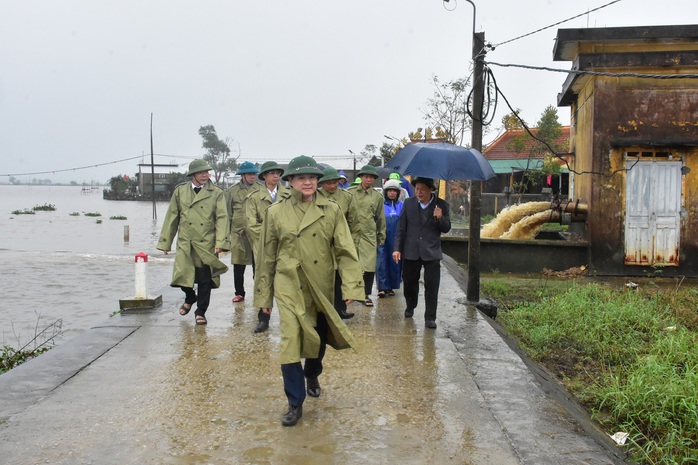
[0,257,620,464]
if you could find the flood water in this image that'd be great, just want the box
[0,185,174,348]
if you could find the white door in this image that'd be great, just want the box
[624,160,681,266]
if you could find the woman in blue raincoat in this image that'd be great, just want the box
[377,179,403,297]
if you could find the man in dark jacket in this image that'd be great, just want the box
[392,177,451,329]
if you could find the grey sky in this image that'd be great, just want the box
[0,0,693,183]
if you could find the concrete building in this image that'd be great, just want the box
[554,24,698,275]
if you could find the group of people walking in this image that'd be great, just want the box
[157,156,451,426]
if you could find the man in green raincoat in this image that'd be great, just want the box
[318,166,359,320]
[227,161,260,304]
[254,155,364,427]
[158,159,231,325]
[244,160,290,333]
[348,164,386,307]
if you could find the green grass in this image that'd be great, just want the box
[69,212,80,216]
[11,209,35,215]
[84,212,102,217]
[485,278,698,464]
[109,215,127,220]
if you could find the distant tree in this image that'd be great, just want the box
[198,125,238,184]
[165,171,189,194]
[510,105,565,194]
[502,110,525,130]
[9,176,17,185]
[420,75,472,145]
[360,144,380,167]
[109,175,137,195]
[70,181,78,186]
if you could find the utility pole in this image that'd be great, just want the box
[467,31,486,303]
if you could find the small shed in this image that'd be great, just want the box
[554,24,698,275]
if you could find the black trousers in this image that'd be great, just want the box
[402,259,441,321]
[233,262,255,297]
[180,265,213,316]
[334,270,346,313]
[363,271,375,297]
[281,313,329,406]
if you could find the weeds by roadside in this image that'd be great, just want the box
[1,318,63,374]
[484,276,698,464]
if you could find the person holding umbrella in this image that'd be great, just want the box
[392,177,451,329]
[348,165,386,307]
[253,155,364,426]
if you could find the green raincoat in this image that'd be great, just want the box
[227,180,259,265]
[253,189,364,364]
[158,181,231,288]
[244,183,290,253]
[348,185,386,272]
[318,187,359,271]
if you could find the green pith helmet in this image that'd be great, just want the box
[357,164,379,178]
[258,161,284,180]
[351,177,361,185]
[237,161,259,175]
[318,166,341,184]
[281,155,324,181]
[186,159,213,176]
[389,172,401,180]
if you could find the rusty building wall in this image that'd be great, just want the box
[586,76,698,275]
[570,80,595,218]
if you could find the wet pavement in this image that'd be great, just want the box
[0,257,623,465]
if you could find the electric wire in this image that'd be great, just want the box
[486,66,640,181]
[493,0,624,48]
[486,61,698,79]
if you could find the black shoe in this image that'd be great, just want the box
[338,310,355,319]
[306,377,321,397]
[425,320,437,329]
[404,309,414,318]
[254,320,269,333]
[281,404,303,426]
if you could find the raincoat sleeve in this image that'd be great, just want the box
[375,195,387,246]
[244,192,261,247]
[334,212,365,301]
[253,207,277,309]
[214,189,231,251]
[345,193,360,237]
[157,187,181,252]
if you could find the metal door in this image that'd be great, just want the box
[624,160,681,266]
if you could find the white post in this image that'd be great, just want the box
[134,252,148,299]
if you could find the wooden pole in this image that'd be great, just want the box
[467,31,486,303]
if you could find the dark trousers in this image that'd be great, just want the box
[363,271,375,297]
[281,313,329,406]
[402,259,441,321]
[180,265,213,316]
[233,262,255,297]
[233,264,246,297]
[334,270,346,313]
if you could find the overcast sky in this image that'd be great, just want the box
[0,0,694,183]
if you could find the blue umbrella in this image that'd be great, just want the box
[385,142,495,181]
